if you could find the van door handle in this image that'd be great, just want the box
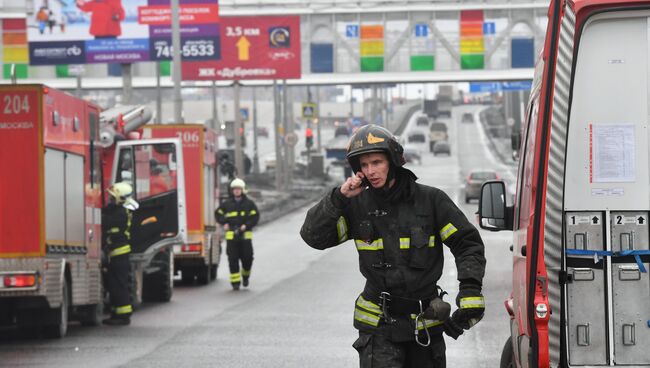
[521,245,527,257]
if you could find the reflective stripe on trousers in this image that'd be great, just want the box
[115,304,133,315]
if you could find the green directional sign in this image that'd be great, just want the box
[410,56,435,71]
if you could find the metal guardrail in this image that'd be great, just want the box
[394,104,422,136]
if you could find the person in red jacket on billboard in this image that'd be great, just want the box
[76,0,125,39]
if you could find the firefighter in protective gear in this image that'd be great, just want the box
[102,182,138,326]
[300,125,486,367]
[215,178,260,290]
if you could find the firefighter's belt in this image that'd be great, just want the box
[109,245,131,257]
[378,292,434,318]
[566,248,650,273]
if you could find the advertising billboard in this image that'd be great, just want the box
[28,0,219,65]
[181,16,301,80]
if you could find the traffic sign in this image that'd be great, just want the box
[240,107,249,122]
[346,25,359,38]
[414,24,428,38]
[302,103,317,118]
[483,22,496,35]
[284,132,298,146]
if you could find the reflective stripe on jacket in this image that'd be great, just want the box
[102,203,133,256]
[215,195,259,240]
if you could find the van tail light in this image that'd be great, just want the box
[181,244,202,253]
[3,273,38,288]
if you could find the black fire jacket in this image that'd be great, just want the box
[300,168,486,341]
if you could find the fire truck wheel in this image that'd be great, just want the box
[79,303,103,326]
[142,251,173,302]
[181,270,195,285]
[196,264,210,285]
[44,280,70,338]
[500,336,515,368]
[210,265,218,281]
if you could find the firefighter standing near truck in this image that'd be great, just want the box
[300,125,486,367]
[102,182,138,326]
[215,178,260,290]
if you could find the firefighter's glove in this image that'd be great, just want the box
[443,313,465,340]
[454,284,485,330]
[422,296,451,321]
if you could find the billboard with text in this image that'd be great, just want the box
[181,16,301,80]
[28,0,219,65]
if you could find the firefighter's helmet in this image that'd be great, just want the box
[230,178,247,193]
[346,124,405,173]
[107,182,134,204]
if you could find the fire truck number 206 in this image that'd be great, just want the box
[176,131,200,144]
[3,94,30,115]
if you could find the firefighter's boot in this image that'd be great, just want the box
[232,282,240,291]
[102,315,131,326]
[242,269,251,287]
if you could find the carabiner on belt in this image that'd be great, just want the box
[379,292,396,324]
[414,299,431,347]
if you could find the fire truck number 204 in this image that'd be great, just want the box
[3,94,30,115]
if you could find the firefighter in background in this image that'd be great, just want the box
[300,125,486,367]
[102,182,139,326]
[215,178,260,290]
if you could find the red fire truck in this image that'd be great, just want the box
[478,1,650,367]
[141,124,222,285]
[0,85,186,337]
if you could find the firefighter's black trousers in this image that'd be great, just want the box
[106,254,132,317]
[353,332,446,368]
[226,238,254,285]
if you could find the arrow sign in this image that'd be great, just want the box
[638,216,645,225]
[592,216,599,225]
[236,36,251,61]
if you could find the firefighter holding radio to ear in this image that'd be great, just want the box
[102,182,139,326]
[300,125,486,367]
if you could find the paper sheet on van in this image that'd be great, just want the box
[590,124,635,183]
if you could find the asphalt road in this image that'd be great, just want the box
[0,105,517,368]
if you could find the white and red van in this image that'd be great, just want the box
[479,1,650,366]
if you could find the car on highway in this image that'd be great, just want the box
[464,169,499,203]
[334,125,351,137]
[461,112,474,123]
[403,146,422,165]
[416,116,430,127]
[429,121,448,151]
[407,131,427,144]
[432,140,451,156]
[256,126,269,137]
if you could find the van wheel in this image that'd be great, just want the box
[44,280,69,338]
[500,336,515,368]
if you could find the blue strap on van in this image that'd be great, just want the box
[565,249,650,273]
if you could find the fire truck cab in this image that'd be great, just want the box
[479,1,650,366]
